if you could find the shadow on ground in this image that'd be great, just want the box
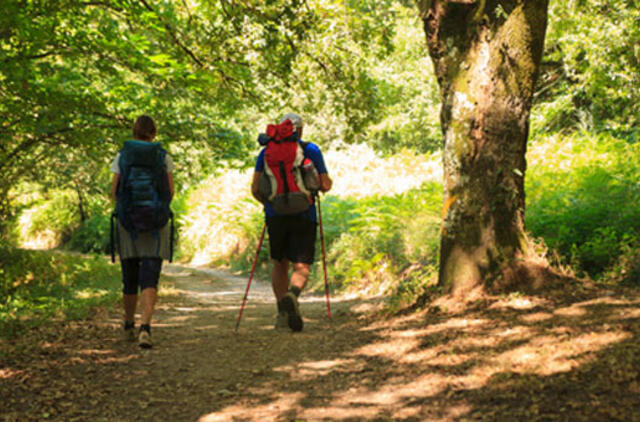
[1,264,639,421]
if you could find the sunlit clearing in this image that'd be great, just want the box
[182,143,442,266]
[18,205,59,249]
[19,214,58,250]
[323,144,442,198]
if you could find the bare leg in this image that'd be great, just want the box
[272,259,289,302]
[139,287,157,325]
[123,294,137,322]
[279,262,309,332]
[290,262,310,291]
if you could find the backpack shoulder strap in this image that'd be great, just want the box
[117,148,128,195]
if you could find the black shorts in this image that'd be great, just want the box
[266,216,317,264]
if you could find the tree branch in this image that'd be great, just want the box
[2,50,61,64]
[137,0,204,68]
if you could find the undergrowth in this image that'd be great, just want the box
[0,245,121,338]
[177,132,640,306]
[12,133,640,308]
[526,132,640,281]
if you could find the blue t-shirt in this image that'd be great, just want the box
[255,141,328,222]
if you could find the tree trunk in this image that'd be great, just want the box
[419,0,549,293]
[74,180,86,224]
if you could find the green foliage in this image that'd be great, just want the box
[526,133,640,277]
[316,184,441,292]
[17,188,113,252]
[0,245,120,338]
[5,0,640,307]
[0,0,411,243]
[0,0,400,216]
[215,184,442,299]
[66,213,111,254]
[23,190,81,245]
[535,0,640,135]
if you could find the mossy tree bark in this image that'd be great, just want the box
[418,0,549,293]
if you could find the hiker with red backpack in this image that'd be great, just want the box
[110,115,174,348]
[251,113,332,332]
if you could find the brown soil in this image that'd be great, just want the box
[2,265,640,421]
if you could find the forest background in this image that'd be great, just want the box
[1,0,640,334]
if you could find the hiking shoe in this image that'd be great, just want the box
[274,311,289,331]
[280,292,303,332]
[138,330,153,349]
[123,322,136,342]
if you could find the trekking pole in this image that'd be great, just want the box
[235,224,267,332]
[316,194,332,319]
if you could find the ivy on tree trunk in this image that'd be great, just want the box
[419,0,549,292]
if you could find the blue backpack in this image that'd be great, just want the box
[110,140,173,262]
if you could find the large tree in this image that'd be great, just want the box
[418,0,550,292]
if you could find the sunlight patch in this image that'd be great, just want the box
[353,338,420,358]
[554,305,587,317]
[332,373,449,407]
[198,392,304,422]
[74,289,107,300]
[497,331,631,375]
[299,359,352,370]
[0,368,25,380]
[615,308,640,320]
[494,326,534,339]
[432,318,490,331]
[426,352,474,367]
[520,312,553,323]
[77,349,114,356]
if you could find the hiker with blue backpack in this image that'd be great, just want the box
[251,113,332,332]
[110,115,174,348]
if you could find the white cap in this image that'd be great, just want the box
[281,113,303,130]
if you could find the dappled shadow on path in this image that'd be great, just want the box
[1,265,640,421]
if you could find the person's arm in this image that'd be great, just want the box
[162,154,176,199]
[319,173,332,192]
[168,172,174,199]
[111,173,119,202]
[305,143,332,193]
[251,171,263,203]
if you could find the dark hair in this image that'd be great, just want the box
[132,115,156,141]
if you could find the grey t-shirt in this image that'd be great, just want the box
[110,151,174,260]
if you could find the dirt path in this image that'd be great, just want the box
[2,265,640,421]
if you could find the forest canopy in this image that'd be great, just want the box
[2,0,639,288]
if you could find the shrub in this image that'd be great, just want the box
[526,133,640,277]
[0,245,120,338]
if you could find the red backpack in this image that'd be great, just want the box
[258,119,319,214]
